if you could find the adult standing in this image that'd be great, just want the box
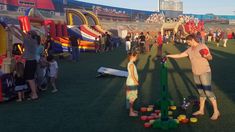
[125,33,131,53]
[201,29,206,44]
[138,32,145,53]
[36,35,44,62]
[35,35,45,89]
[145,32,151,52]
[104,32,110,52]
[196,31,202,43]
[215,31,221,47]
[45,35,53,56]
[207,31,213,42]
[100,34,105,52]
[69,35,79,62]
[166,34,220,120]
[10,26,39,100]
[107,33,112,51]
[222,30,228,47]
[94,37,100,53]
[155,32,163,60]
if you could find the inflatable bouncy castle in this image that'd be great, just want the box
[66,9,106,51]
[18,8,71,53]
[19,8,94,53]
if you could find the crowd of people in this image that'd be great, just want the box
[145,13,165,24]
[93,6,129,17]
[145,14,200,25]
[178,29,234,48]
[0,24,124,102]
[6,26,60,102]
[178,15,200,25]
[166,28,234,48]
[93,32,121,53]
[6,27,124,102]
[125,31,163,60]
[206,29,235,47]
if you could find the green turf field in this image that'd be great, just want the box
[0,40,235,132]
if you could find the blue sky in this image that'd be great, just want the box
[77,0,235,15]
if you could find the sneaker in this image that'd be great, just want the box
[16,99,22,102]
[52,89,58,93]
[39,86,47,91]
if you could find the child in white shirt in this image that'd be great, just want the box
[47,55,58,93]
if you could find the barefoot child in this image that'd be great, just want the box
[126,52,139,117]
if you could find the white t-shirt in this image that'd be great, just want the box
[49,61,58,77]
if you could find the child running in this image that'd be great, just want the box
[126,51,139,117]
[47,55,58,93]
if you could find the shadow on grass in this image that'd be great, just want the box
[167,63,196,101]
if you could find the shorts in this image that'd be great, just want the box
[15,84,28,92]
[24,60,37,80]
[193,72,216,98]
[126,86,138,103]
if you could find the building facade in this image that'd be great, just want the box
[159,0,183,18]
[1,0,235,21]
[1,0,55,16]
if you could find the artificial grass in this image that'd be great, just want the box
[0,40,235,132]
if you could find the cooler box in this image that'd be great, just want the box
[0,74,15,102]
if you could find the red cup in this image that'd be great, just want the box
[181,118,189,124]
[144,122,151,128]
[199,49,209,56]
[140,116,148,121]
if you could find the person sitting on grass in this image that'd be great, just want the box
[47,55,58,93]
[126,51,139,117]
[166,34,220,120]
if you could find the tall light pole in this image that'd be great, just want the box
[157,0,160,12]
